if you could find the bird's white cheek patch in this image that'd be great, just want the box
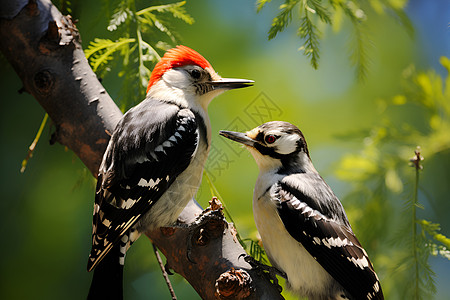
[163,69,191,89]
[276,134,300,154]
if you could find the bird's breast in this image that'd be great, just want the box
[253,189,334,297]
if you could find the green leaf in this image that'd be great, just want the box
[107,6,132,32]
[333,58,450,299]
[419,220,450,249]
[257,0,412,76]
[84,38,136,72]
[430,244,450,260]
[267,0,299,40]
[330,4,344,32]
[141,40,162,61]
[136,1,194,25]
[139,63,151,88]
[339,2,370,79]
[306,0,332,24]
[434,234,450,249]
[297,13,321,69]
[352,24,370,80]
[149,15,177,44]
[256,0,273,12]
[243,238,268,263]
[341,1,367,22]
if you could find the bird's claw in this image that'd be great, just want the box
[240,254,286,292]
[164,262,174,275]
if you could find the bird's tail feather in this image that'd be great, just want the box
[87,243,124,300]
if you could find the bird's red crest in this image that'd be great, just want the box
[146,45,213,93]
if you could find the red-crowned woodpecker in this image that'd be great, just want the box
[87,45,253,299]
[220,121,383,300]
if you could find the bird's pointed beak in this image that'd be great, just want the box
[208,78,254,90]
[219,130,256,147]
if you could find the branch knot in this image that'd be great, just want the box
[215,268,254,299]
[34,69,54,95]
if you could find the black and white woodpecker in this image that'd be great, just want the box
[87,45,253,299]
[220,121,383,300]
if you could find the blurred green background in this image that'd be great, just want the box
[1,0,449,299]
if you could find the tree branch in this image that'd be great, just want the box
[0,0,284,298]
[0,0,122,176]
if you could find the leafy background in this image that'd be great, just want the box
[0,0,449,299]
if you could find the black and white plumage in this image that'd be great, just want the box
[87,45,253,299]
[87,99,208,300]
[88,100,202,271]
[220,121,383,300]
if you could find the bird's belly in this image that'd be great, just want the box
[253,196,334,297]
[137,148,208,231]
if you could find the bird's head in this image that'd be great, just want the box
[220,121,316,173]
[146,45,253,111]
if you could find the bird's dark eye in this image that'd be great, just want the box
[190,69,201,79]
[265,135,277,144]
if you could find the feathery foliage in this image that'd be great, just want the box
[297,13,321,69]
[84,0,194,109]
[84,38,136,73]
[334,57,450,298]
[257,0,411,79]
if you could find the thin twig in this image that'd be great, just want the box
[152,243,177,300]
[410,146,423,300]
[412,160,419,299]
[21,113,49,173]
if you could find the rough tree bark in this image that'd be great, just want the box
[0,0,284,299]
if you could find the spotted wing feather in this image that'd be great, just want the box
[276,175,384,300]
[88,99,199,271]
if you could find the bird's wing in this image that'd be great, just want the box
[87,100,200,271]
[275,178,383,300]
